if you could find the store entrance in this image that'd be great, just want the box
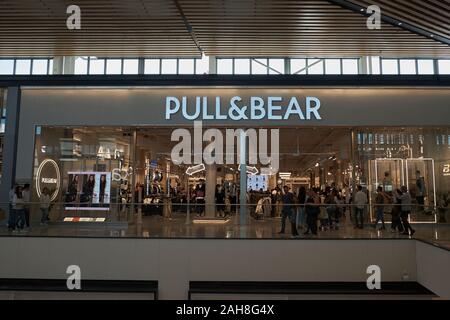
[31,125,449,231]
[132,127,352,222]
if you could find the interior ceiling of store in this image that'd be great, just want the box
[0,0,448,57]
[72,127,348,175]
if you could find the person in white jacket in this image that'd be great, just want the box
[353,185,368,229]
[11,186,25,232]
[40,188,51,225]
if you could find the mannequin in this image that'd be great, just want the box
[195,179,206,216]
[215,184,226,218]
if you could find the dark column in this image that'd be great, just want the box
[0,87,21,207]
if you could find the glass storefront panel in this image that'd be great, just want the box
[32,126,132,223]
[0,88,6,181]
[29,125,450,237]
[355,127,450,223]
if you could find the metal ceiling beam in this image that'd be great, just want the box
[326,0,450,47]
[1,74,449,88]
[173,0,203,56]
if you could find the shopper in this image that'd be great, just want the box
[391,189,404,233]
[215,184,225,218]
[415,170,426,213]
[373,186,386,230]
[278,186,298,236]
[297,186,306,230]
[304,197,319,235]
[40,187,51,225]
[7,185,17,231]
[274,187,283,217]
[397,186,416,236]
[22,183,31,228]
[438,194,448,223]
[342,184,351,221]
[195,180,206,216]
[11,186,25,232]
[334,190,344,230]
[354,185,367,229]
[325,189,338,230]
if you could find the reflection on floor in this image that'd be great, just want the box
[1,213,450,249]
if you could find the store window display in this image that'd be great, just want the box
[194,179,206,216]
[32,127,132,221]
[357,128,449,223]
[29,125,450,230]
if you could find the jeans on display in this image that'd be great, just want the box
[374,206,385,228]
[40,208,49,223]
[355,208,364,228]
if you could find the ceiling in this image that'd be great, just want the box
[0,0,448,57]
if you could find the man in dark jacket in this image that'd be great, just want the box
[278,186,299,236]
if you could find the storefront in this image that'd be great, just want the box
[2,79,450,227]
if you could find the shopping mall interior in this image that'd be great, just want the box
[0,0,449,301]
[9,125,444,241]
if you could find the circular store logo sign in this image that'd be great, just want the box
[36,159,61,201]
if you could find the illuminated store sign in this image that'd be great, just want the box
[166,95,321,173]
[35,159,61,201]
[165,96,322,121]
[443,164,450,176]
[186,163,206,176]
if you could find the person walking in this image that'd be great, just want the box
[391,189,404,233]
[22,183,31,229]
[304,197,319,235]
[278,186,299,236]
[215,184,225,218]
[297,186,307,230]
[40,187,51,225]
[373,186,386,230]
[325,189,338,230]
[415,170,426,213]
[397,186,416,236]
[354,185,367,229]
[11,186,25,232]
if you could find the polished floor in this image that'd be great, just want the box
[1,211,449,249]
